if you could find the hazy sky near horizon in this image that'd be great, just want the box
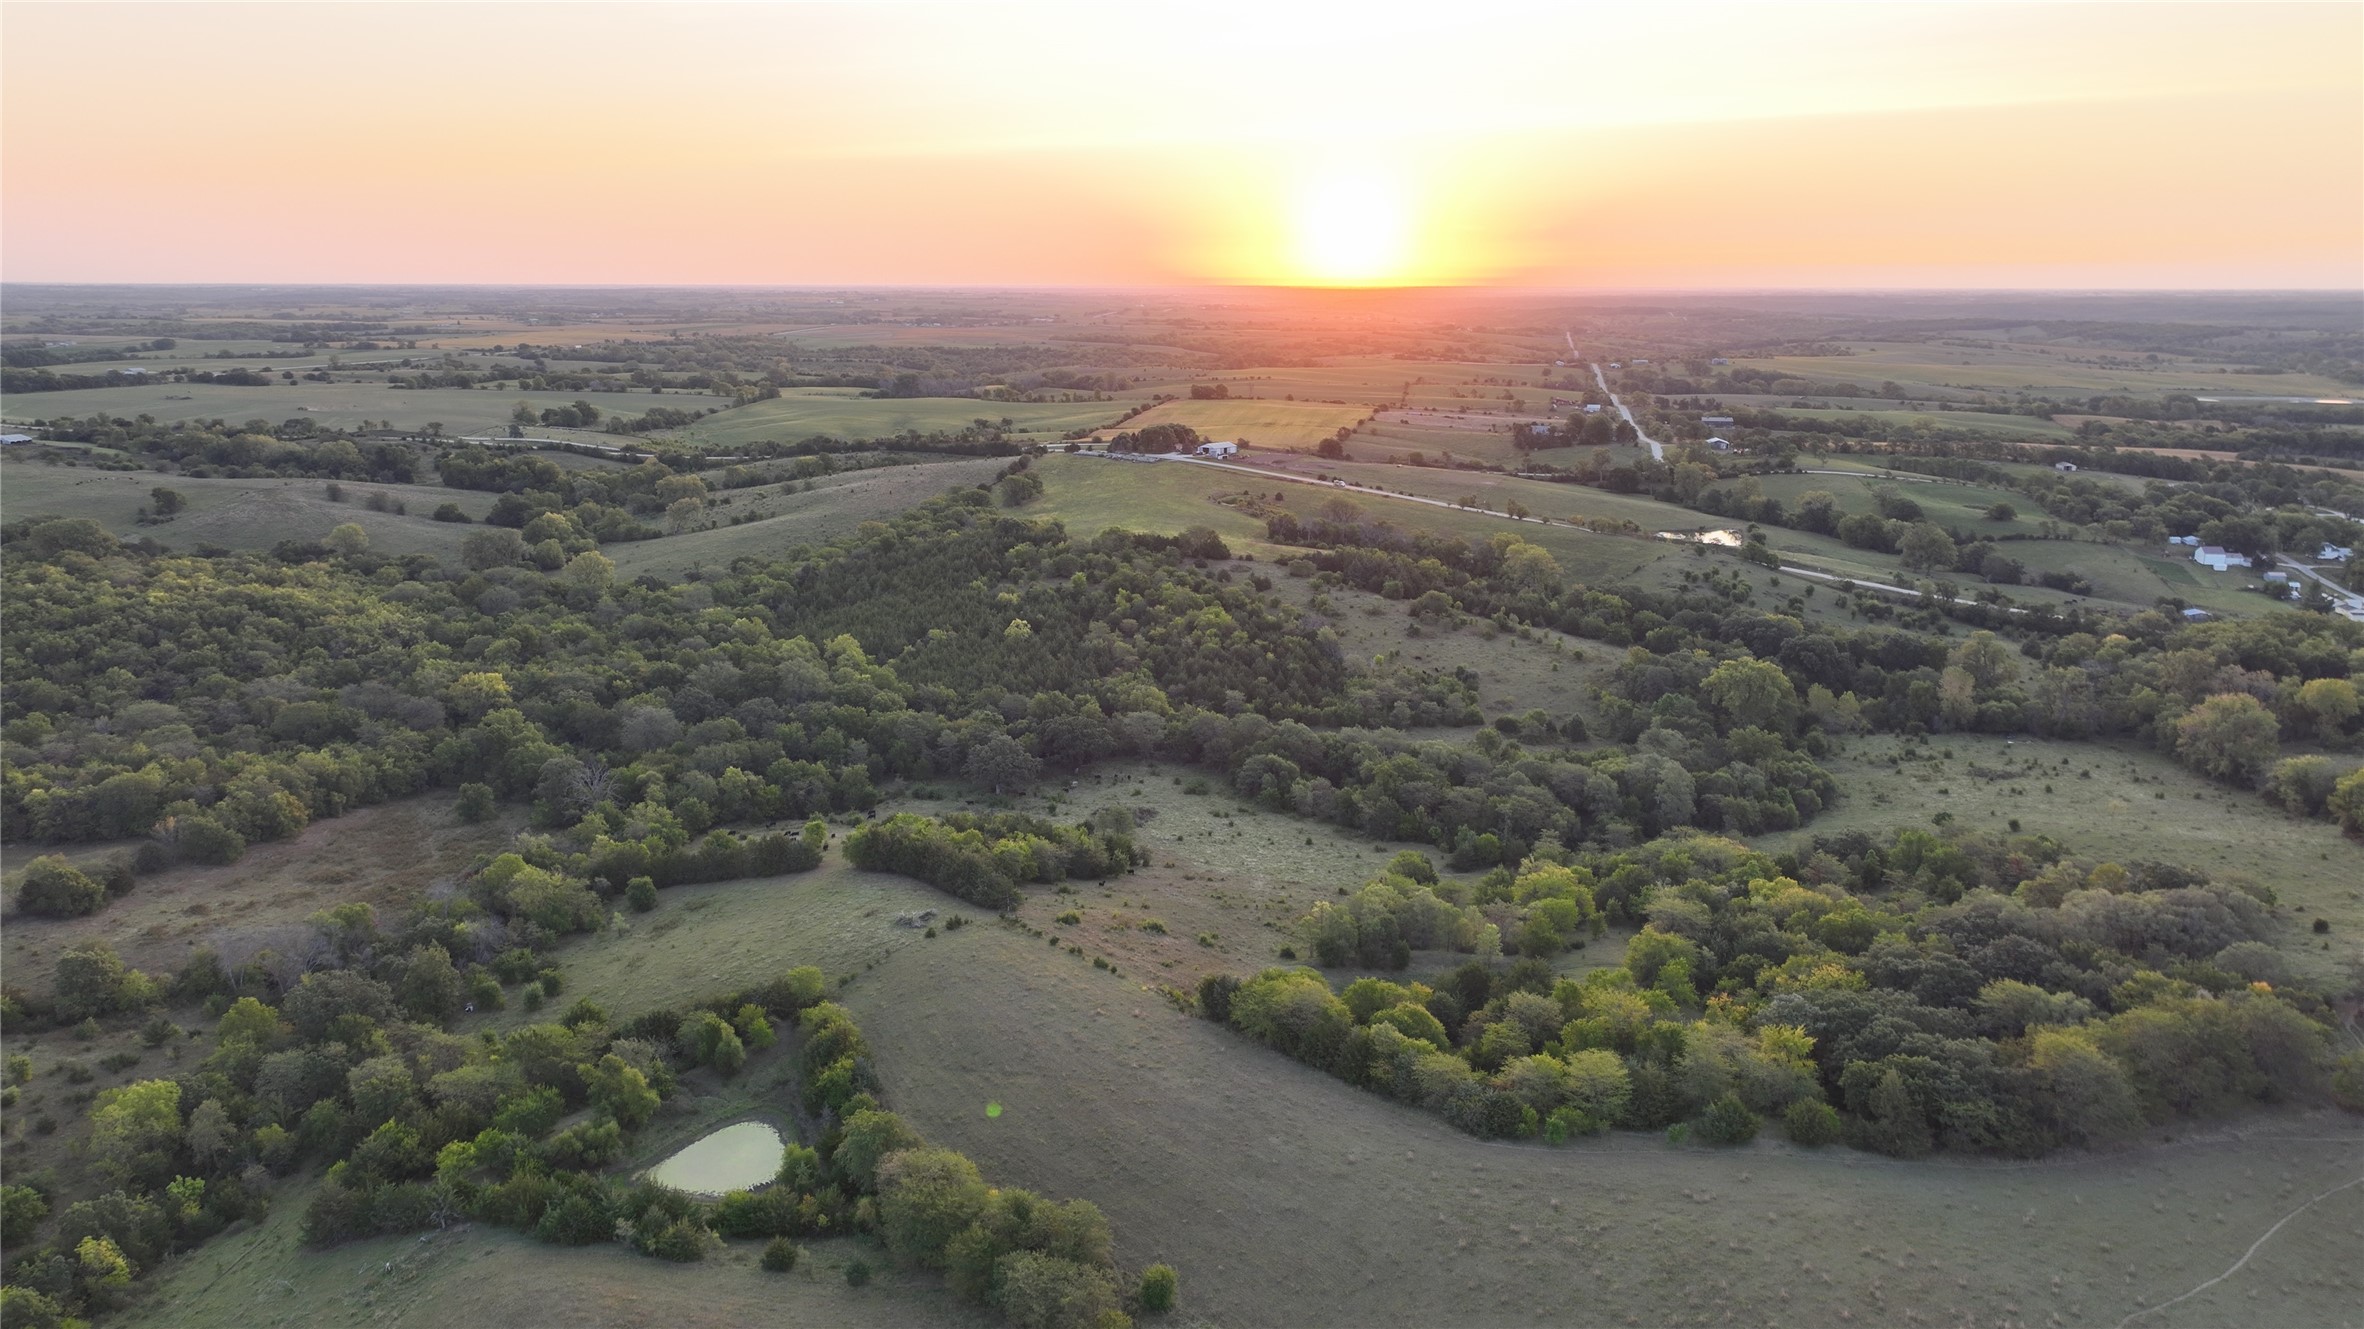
[4,1,2359,289]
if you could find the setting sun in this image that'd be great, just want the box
[1288,159,1415,286]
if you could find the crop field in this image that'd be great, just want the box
[1728,342,2360,401]
[1775,733,2364,985]
[674,390,1126,448]
[0,459,495,557]
[0,382,732,435]
[1090,398,1372,450]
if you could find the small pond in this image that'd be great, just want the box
[643,1120,784,1196]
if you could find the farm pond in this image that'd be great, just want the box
[642,1120,784,1196]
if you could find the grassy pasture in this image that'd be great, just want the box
[676,391,1125,448]
[1351,414,1535,466]
[1024,455,1289,552]
[448,815,2364,1329]
[777,323,1069,349]
[1025,455,1673,588]
[1769,733,2364,985]
[855,918,2364,1329]
[1768,406,2076,440]
[123,1188,975,1329]
[604,458,1011,576]
[1745,471,2046,537]
[1090,398,1372,450]
[1730,342,2359,400]
[1314,458,1690,528]
[0,459,494,557]
[0,794,515,997]
[0,382,730,435]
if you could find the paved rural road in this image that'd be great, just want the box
[1589,361,1664,462]
[2282,559,2364,610]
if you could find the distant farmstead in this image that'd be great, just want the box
[1704,437,1735,452]
[2194,545,2253,572]
[2053,461,2079,472]
[1193,440,1239,458]
[1700,415,1735,426]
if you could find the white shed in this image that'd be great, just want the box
[1194,441,1239,459]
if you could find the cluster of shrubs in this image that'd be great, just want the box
[1202,828,2363,1158]
[843,811,1144,910]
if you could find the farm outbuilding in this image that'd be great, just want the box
[2194,545,2252,571]
[2053,461,2079,472]
[1193,440,1239,458]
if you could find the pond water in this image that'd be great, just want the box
[643,1120,784,1196]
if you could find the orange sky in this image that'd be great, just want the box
[3,1,2359,288]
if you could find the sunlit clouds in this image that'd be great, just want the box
[2,2,2357,287]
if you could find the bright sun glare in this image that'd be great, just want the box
[1289,159,1413,286]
